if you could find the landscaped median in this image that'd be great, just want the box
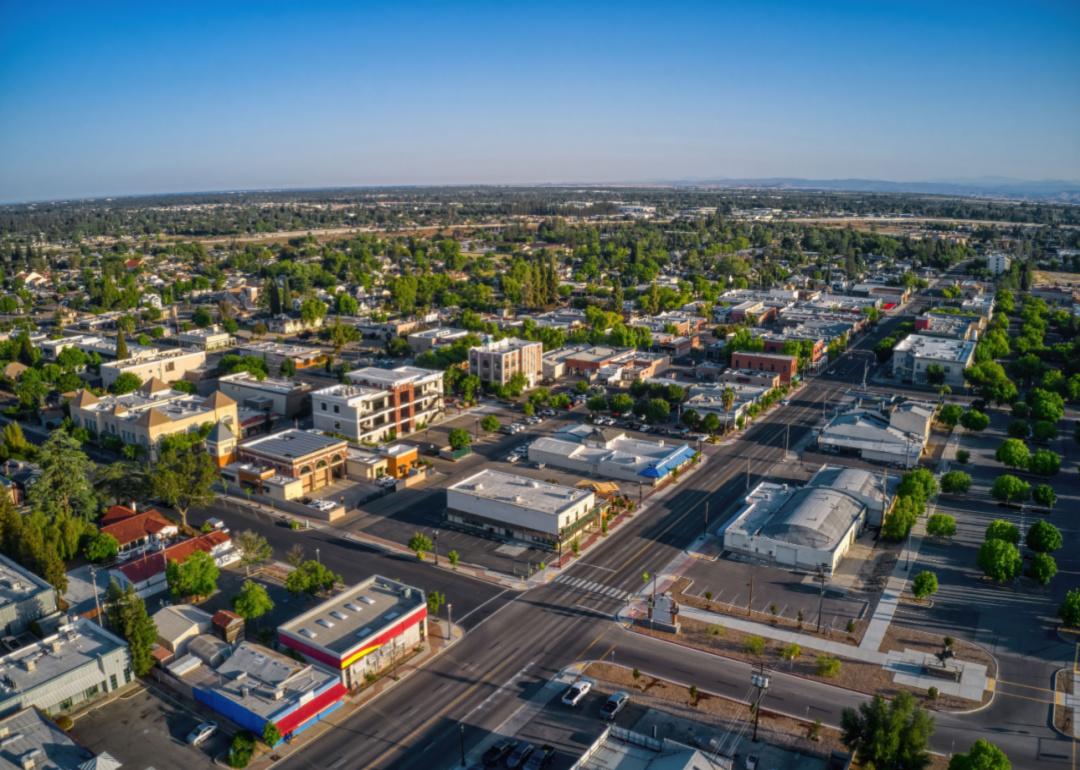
[628,581,995,712]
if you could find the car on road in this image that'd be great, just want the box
[600,691,629,720]
[185,721,217,747]
[561,678,593,707]
[505,741,535,769]
[522,744,555,770]
[481,740,513,767]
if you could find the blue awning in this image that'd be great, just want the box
[638,444,696,479]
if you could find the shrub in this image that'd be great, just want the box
[780,643,801,661]
[1060,589,1080,627]
[816,655,841,678]
[1028,553,1058,585]
[990,474,1030,504]
[926,686,939,701]
[1006,420,1031,439]
[977,539,1022,582]
[1028,448,1061,476]
[1026,519,1062,553]
[743,635,766,656]
[985,519,1019,544]
[912,571,938,599]
[227,732,256,768]
[1031,484,1056,509]
[708,624,724,636]
[955,449,970,464]
[54,715,73,731]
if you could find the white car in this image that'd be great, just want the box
[186,721,217,747]
[561,678,593,707]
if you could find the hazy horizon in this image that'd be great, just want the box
[3,1,1078,202]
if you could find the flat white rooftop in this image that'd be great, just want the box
[448,469,590,516]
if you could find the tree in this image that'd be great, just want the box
[408,531,433,560]
[937,404,963,428]
[990,474,1030,505]
[109,371,143,394]
[299,295,328,325]
[1031,484,1056,509]
[1006,420,1031,439]
[480,415,500,433]
[1028,553,1057,586]
[234,530,273,574]
[1060,589,1080,627]
[977,539,1022,582]
[994,439,1030,470]
[586,395,608,413]
[427,590,446,615]
[1028,448,1060,476]
[926,364,946,386]
[166,550,220,598]
[447,428,471,452]
[926,513,957,538]
[1029,387,1065,423]
[743,636,765,655]
[448,549,460,568]
[912,571,938,600]
[898,468,937,501]
[702,413,721,435]
[643,398,671,424]
[1032,420,1057,442]
[84,532,119,563]
[985,519,1020,544]
[228,732,255,768]
[780,643,801,661]
[939,471,971,495]
[948,739,1011,770]
[233,579,274,620]
[115,329,129,360]
[150,445,218,529]
[609,393,635,414]
[1025,519,1062,553]
[284,560,340,595]
[27,429,97,521]
[841,692,933,770]
[105,580,157,676]
[262,722,282,748]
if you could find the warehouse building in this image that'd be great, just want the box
[722,474,870,574]
[446,470,600,551]
[0,618,131,718]
[0,555,56,637]
[278,576,427,692]
[528,427,696,485]
[186,641,345,744]
[817,401,933,469]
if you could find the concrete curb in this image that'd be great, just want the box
[1049,667,1075,739]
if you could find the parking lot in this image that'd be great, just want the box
[681,531,888,635]
[72,686,229,770]
[345,407,634,578]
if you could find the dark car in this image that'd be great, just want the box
[522,744,555,770]
[505,741,535,769]
[482,740,513,767]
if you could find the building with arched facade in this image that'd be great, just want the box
[230,429,348,498]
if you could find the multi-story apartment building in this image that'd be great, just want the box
[468,337,542,388]
[69,380,238,460]
[217,371,312,420]
[986,252,1011,275]
[312,366,443,443]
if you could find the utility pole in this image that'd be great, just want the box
[747,574,754,617]
[703,500,709,537]
[89,565,103,626]
[433,530,439,566]
[750,663,770,742]
[447,602,453,641]
[816,564,827,633]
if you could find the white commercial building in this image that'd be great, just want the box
[0,617,131,718]
[468,337,543,388]
[176,325,233,351]
[100,348,207,388]
[528,427,696,486]
[312,366,443,443]
[722,472,870,574]
[446,469,598,551]
[0,556,57,637]
[891,334,976,387]
[817,401,934,469]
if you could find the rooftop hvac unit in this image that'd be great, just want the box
[21,658,34,672]
[239,685,249,699]
[273,687,285,701]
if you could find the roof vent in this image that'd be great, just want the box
[239,685,250,699]
[20,749,41,770]
[273,687,285,701]
[21,658,34,672]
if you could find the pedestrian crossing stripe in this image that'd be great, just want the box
[554,574,630,600]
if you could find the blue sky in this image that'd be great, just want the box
[1,1,1078,201]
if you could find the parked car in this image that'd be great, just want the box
[482,740,513,767]
[600,691,630,720]
[506,741,536,769]
[506,453,521,463]
[561,678,593,706]
[185,721,217,747]
[522,745,555,770]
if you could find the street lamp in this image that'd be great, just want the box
[315,547,321,565]
[434,530,440,566]
[815,564,828,633]
[447,602,453,641]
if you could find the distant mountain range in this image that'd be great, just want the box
[666,176,1080,203]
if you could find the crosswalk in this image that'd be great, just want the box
[552,574,634,601]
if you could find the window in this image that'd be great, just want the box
[333,405,339,414]
[321,403,327,411]
[110,674,118,690]
[124,667,132,683]
[84,684,99,699]
[60,697,73,711]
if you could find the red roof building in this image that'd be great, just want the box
[110,531,236,598]
[100,510,179,558]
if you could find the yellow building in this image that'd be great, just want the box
[69,379,238,460]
